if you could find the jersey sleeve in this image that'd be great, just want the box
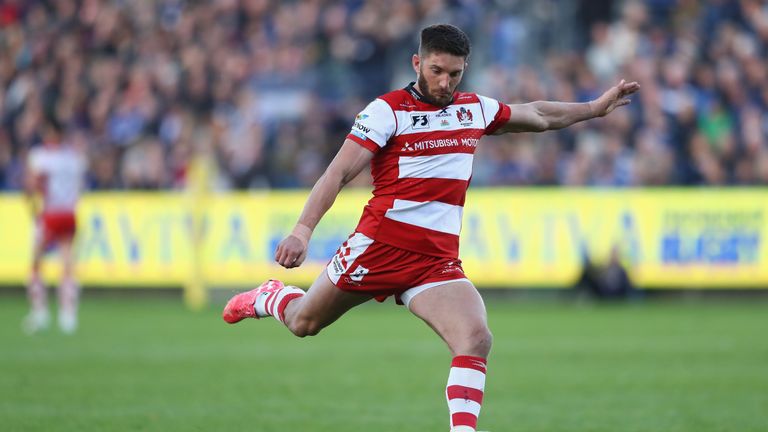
[478,95,511,135]
[345,98,396,153]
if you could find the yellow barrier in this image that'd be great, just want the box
[0,189,766,289]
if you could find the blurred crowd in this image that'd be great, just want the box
[0,0,767,191]
[475,0,768,187]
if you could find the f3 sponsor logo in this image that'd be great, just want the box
[410,114,429,129]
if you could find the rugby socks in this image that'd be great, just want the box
[28,273,47,314]
[59,277,79,315]
[23,273,50,333]
[446,355,487,432]
[254,285,305,324]
[58,277,79,333]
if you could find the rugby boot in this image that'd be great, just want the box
[222,279,285,323]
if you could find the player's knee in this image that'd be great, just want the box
[471,326,493,356]
[479,327,493,355]
[454,325,493,357]
[288,317,323,338]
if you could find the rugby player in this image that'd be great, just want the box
[24,123,86,334]
[224,24,639,431]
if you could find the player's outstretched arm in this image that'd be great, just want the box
[275,139,374,268]
[492,79,640,134]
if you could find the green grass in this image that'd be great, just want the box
[1,294,766,432]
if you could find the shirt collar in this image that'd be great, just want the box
[404,82,424,101]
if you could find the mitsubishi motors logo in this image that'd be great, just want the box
[402,141,414,151]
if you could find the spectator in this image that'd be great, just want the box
[0,0,766,191]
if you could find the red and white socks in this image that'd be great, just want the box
[23,274,50,333]
[446,355,487,432]
[254,285,305,324]
[27,273,47,314]
[58,277,79,334]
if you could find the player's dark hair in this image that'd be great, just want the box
[419,24,471,59]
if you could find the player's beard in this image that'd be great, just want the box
[417,72,454,107]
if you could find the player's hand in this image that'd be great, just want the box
[591,79,640,117]
[274,234,308,269]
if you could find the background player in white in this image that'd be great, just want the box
[23,123,87,334]
[223,24,639,431]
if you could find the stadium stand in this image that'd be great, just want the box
[0,0,766,190]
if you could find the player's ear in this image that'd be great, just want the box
[412,54,420,74]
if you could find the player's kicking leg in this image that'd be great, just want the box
[223,271,371,337]
[406,280,492,432]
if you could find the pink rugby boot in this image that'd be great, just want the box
[222,279,285,324]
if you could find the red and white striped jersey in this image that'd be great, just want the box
[28,144,86,212]
[345,83,511,258]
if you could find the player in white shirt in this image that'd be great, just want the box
[23,123,87,334]
[223,24,639,431]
